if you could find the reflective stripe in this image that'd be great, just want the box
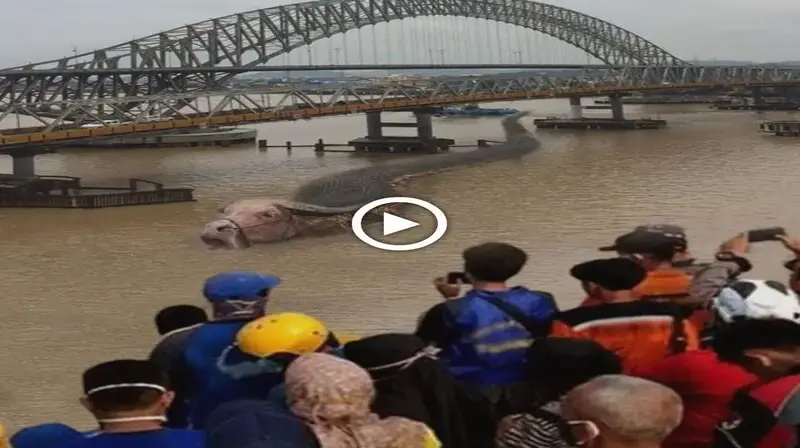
[571,315,673,332]
[475,338,533,354]
[464,320,524,343]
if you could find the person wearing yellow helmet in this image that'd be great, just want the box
[191,313,343,428]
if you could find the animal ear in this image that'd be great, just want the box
[217,202,232,213]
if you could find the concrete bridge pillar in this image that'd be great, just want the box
[366,112,383,138]
[8,151,36,178]
[752,87,765,106]
[609,95,625,120]
[415,110,434,139]
[568,97,583,119]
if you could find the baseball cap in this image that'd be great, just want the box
[569,258,647,291]
[203,271,281,302]
[599,224,688,253]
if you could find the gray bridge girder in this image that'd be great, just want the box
[4,65,800,130]
[0,0,686,122]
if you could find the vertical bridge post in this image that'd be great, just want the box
[7,149,37,178]
[568,97,583,119]
[609,94,625,120]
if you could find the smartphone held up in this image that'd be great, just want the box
[446,272,470,285]
[747,227,787,243]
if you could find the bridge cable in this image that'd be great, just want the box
[371,26,378,64]
[357,27,364,65]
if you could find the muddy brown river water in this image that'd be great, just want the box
[2,99,800,428]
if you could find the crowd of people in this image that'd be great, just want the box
[6,224,800,448]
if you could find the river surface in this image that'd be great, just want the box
[2,99,800,427]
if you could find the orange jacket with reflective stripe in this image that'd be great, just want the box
[550,300,700,374]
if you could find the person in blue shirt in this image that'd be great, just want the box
[181,271,279,428]
[62,359,203,448]
[205,312,345,415]
[415,242,558,386]
[10,423,85,448]
[149,305,208,428]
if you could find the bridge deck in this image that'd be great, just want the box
[2,72,800,149]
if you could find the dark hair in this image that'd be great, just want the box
[83,360,169,413]
[643,243,677,262]
[712,318,800,364]
[155,305,208,335]
[463,242,528,282]
[526,338,622,400]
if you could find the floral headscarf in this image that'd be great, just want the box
[285,353,430,448]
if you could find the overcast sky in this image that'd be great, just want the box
[1,0,797,66]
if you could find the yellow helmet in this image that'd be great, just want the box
[236,312,329,358]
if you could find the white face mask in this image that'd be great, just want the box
[564,420,601,446]
[84,382,169,425]
[96,416,167,424]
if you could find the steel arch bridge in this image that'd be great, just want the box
[6,0,685,94]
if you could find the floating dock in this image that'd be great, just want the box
[432,106,519,117]
[713,104,800,111]
[0,176,195,208]
[69,126,257,148]
[759,120,800,136]
[595,96,723,105]
[533,117,667,130]
[347,136,456,153]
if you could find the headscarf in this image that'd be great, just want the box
[285,353,430,448]
[344,334,495,448]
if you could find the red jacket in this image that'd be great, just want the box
[637,350,757,448]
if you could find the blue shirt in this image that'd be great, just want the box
[63,429,204,448]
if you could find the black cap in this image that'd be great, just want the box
[598,226,688,254]
[570,258,647,291]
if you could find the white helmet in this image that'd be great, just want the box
[712,279,800,323]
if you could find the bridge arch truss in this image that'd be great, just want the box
[10,0,685,75]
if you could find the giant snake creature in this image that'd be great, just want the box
[201,112,540,249]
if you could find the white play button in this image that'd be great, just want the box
[351,196,449,252]
[382,212,420,236]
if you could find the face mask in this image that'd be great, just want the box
[84,383,169,425]
[365,346,440,378]
[563,420,601,446]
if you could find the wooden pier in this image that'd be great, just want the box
[0,176,195,208]
[759,120,800,136]
[256,138,484,153]
[533,117,667,130]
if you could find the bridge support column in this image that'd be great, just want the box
[609,95,625,120]
[366,112,383,138]
[568,97,583,119]
[349,108,454,153]
[415,110,434,139]
[7,150,36,178]
[752,87,765,106]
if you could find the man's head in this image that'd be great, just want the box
[600,225,689,269]
[712,318,800,380]
[203,271,281,320]
[561,375,683,447]
[570,258,647,303]
[80,359,173,424]
[462,242,528,285]
[154,305,208,336]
